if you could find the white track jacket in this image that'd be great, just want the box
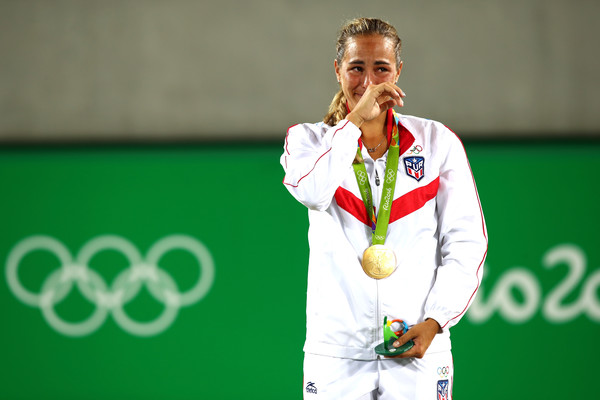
[281,110,487,360]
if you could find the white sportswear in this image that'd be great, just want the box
[281,110,487,360]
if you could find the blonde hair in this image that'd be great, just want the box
[323,18,402,126]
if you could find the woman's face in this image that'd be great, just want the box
[335,34,402,112]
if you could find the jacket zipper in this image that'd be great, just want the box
[376,280,381,348]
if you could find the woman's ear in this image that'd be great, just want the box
[395,60,403,82]
[334,59,341,83]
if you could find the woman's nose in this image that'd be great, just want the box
[362,72,375,87]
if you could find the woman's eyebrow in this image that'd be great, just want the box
[347,59,391,66]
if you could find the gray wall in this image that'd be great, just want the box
[1,0,598,142]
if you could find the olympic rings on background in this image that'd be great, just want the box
[5,234,215,337]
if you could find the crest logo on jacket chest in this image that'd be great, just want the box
[437,380,449,400]
[403,156,425,181]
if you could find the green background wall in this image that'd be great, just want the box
[1,141,598,399]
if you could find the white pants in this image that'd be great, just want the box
[303,351,453,400]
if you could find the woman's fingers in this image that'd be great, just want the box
[371,83,403,100]
[380,97,403,110]
[350,82,406,123]
[374,84,405,107]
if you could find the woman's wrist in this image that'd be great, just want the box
[346,112,364,128]
[425,318,442,333]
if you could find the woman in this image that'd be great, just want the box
[281,18,487,400]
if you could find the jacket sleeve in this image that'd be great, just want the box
[281,120,362,210]
[424,126,488,331]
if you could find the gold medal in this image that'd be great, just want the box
[361,245,397,279]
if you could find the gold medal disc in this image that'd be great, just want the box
[361,245,397,279]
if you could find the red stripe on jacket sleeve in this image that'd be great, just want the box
[284,124,298,155]
[438,125,488,330]
[282,121,350,188]
[441,248,487,329]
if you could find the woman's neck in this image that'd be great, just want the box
[360,111,387,140]
[360,112,388,159]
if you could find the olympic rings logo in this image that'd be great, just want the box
[409,145,423,155]
[5,234,215,337]
[385,169,396,184]
[357,170,367,185]
[437,366,450,378]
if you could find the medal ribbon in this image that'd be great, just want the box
[352,111,401,245]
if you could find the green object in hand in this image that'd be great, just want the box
[374,316,414,356]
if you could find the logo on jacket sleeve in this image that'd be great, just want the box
[305,382,318,394]
[437,380,449,400]
[403,156,425,181]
